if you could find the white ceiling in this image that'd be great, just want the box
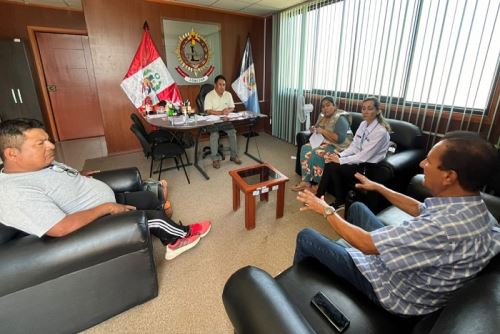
[6,0,308,16]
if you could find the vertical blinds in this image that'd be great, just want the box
[271,0,500,148]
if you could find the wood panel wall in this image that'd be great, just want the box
[0,1,86,40]
[82,0,270,154]
[0,1,87,134]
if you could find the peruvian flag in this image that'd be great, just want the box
[121,23,182,108]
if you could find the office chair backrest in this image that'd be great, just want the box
[196,84,214,114]
[130,124,152,156]
[130,113,149,137]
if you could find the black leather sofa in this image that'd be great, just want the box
[296,112,425,212]
[0,167,158,334]
[222,175,500,334]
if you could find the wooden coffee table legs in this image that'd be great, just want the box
[232,179,240,211]
[244,192,256,230]
[276,184,285,218]
[232,181,287,230]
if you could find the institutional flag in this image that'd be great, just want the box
[231,37,260,113]
[121,24,182,108]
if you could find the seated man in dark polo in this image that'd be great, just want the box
[0,119,211,260]
[295,131,500,316]
[203,74,242,169]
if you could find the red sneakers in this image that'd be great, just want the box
[189,220,212,238]
[165,234,200,260]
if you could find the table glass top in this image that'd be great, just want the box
[236,165,284,185]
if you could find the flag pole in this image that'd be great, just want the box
[241,35,259,138]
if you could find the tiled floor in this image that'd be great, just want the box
[54,136,107,170]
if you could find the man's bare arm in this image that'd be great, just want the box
[46,203,135,237]
[207,107,234,116]
[326,212,378,254]
[297,190,378,254]
[354,173,422,217]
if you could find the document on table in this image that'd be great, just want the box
[226,112,246,119]
[146,113,167,119]
[309,133,324,149]
[205,115,222,121]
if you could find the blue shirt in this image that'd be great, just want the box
[339,120,390,165]
[347,196,500,315]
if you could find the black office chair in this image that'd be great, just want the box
[195,83,226,160]
[130,124,190,184]
[130,113,175,144]
[195,83,214,115]
[130,113,190,163]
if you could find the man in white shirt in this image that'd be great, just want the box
[203,75,242,169]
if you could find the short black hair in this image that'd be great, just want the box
[0,118,44,160]
[214,74,226,84]
[440,131,498,192]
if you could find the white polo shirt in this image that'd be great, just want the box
[204,90,235,112]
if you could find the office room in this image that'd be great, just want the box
[0,0,499,333]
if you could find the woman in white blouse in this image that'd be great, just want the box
[315,96,391,208]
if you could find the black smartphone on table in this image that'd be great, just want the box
[311,292,350,333]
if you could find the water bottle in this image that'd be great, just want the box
[167,102,174,117]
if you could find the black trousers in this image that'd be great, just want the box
[115,191,189,245]
[316,162,379,202]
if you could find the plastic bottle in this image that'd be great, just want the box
[167,102,174,117]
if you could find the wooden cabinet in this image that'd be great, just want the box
[0,39,42,122]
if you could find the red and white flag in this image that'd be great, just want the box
[121,25,182,108]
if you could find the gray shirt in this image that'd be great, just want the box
[0,162,115,237]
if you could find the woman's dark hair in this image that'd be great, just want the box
[440,131,498,192]
[0,118,44,160]
[214,74,226,84]
[320,96,336,106]
[362,96,390,131]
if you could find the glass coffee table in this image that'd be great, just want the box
[229,163,289,230]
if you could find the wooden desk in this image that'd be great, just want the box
[146,112,266,180]
[229,163,289,230]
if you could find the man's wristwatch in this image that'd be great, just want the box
[323,205,336,218]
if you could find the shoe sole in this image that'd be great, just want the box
[165,237,200,260]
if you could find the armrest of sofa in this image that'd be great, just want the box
[428,256,500,334]
[223,266,315,334]
[295,131,312,175]
[92,167,143,193]
[405,174,432,201]
[379,149,425,175]
[0,211,150,298]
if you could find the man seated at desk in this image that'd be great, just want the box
[203,74,242,169]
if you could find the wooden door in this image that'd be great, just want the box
[36,32,104,140]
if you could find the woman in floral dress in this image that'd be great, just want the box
[292,96,353,193]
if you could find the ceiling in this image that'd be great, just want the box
[6,0,308,16]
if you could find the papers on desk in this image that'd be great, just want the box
[146,113,167,119]
[204,115,222,122]
[309,133,325,149]
[226,112,246,119]
[195,112,249,122]
[171,115,190,125]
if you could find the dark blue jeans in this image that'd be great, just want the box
[293,202,385,304]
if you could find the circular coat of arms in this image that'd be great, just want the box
[175,29,215,83]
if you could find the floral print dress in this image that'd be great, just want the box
[299,112,352,184]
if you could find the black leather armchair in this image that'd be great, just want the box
[223,175,500,334]
[0,167,158,334]
[296,112,425,212]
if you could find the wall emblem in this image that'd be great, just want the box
[175,28,215,83]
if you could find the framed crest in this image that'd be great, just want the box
[162,19,221,85]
